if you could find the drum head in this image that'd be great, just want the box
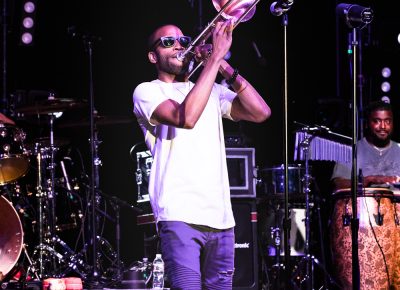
[0,196,23,277]
[258,164,305,196]
[332,187,394,199]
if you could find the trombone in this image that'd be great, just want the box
[178,0,262,79]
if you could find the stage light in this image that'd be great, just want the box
[381,67,391,78]
[381,96,390,104]
[21,32,33,45]
[24,1,35,13]
[379,65,392,100]
[19,0,37,46]
[381,81,391,93]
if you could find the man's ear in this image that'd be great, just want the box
[148,51,157,64]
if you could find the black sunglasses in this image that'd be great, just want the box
[151,36,192,50]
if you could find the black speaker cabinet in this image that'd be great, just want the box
[232,199,258,290]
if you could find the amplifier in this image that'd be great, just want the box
[226,147,256,198]
[135,147,257,200]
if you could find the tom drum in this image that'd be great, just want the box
[0,124,29,185]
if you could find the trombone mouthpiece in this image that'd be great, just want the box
[176,52,186,62]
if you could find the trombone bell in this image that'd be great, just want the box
[212,0,257,22]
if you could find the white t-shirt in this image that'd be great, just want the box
[133,79,237,229]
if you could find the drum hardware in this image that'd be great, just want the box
[342,210,351,226]
[375,197,384,226]
[28,239,89,279]
[290,129,329,290]
[268,205,284,290]
[92,190,141,286]
[26,112,83,279]
[14,97,87,116]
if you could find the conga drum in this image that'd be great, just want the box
[391,189,400,288]
[330,188,398,289]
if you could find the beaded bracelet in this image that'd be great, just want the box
[226,68,239,85]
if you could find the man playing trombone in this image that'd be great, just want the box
[132,19,270,289]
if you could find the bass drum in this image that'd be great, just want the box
[0,195,24,277]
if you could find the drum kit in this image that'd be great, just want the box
[0,97,95,282]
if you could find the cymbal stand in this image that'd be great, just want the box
[29,112,59,279]
[48,113,57,235]
[291,129,331,289]
[270,203,284,289]
[30,134,57,279]
[294,131,315,289]
[35,147,45,278]
[29,112,87,279]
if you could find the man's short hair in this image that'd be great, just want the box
[364,100,393,120]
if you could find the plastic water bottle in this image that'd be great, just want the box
[152,254,164,289]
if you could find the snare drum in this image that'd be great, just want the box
[258,164,305,195]
[330,188,399,289]
[0,124,29,185]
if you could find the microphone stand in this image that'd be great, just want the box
[79,32,103,286]
[349,27,360,290]
[271,4,295,285]
[98,190,143,285]
[281,13,291,286]
[335,5,373,288]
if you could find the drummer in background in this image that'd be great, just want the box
[0,113,15,125]
[331,100,400,190]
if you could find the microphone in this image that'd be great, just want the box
[336,3,373,29]
[67,25,102,41]
[60,160,72,192]
[270,0,294,16]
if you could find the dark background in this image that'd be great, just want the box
[1,0,399,283]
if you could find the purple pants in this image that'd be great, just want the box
[157,221,235,290]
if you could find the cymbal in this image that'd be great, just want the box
[57,115,135,128]
[25,136,71,150]
[15,98,87,115]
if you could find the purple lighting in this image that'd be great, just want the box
[24,1,35,13]
[21,32,33,45]
[23,17,34,29]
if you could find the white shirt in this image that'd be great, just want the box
[133,79,236,229]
